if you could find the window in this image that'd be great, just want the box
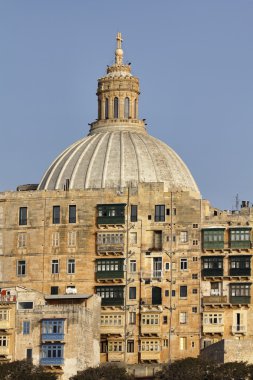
[96,259,124,273]
[17,260,26,276]
[141,314,159,325]
[108,341,123,352]
[154,230,162,250]
[163,339,169,347]
[180,231,188,243]
[193,224,198,228]
[52,232,59,247]
[148,215,152,220]
[18,233,26,248]
[230,283,250,297]
[69,205,76,223]
[131,205,138,222]
[180,337,187,350]
[52,259,59,274]
[203,313,223,325]
[96,286,124,306]
[165,290,169,297]
[166,208,170,216]
[172,290,176,297]
[26,348,32,360]
[19,207,27,225]
[230,256,250,269]
[155,205,165,222]
[165,262,170,271]
[68,231,76,247]
[180,286,187,298]
[193,257,198,261]
[192,288,198,294]
[230,229,251,241]
[163,316,168,324]
[53,206,60,224]
[129,312,136,325]
[180,312,187,324]
[191,341,195,348]
[51,286,59,295]
[23,320,30,335]
[100,341,107,353]
[202,228,225,249]
[127,340,134,353]
[105,98,109,119]
[193,240,198,246]
[124,97,130,118]
[101,314,123,326]
[130,232,137,244]
[130,260,136,273]
[210,282,221,296]
[114,97,119,118]
[180,258,188,270]
[192,274,198,279]
[42,319,64,335]
[97,204,125,224]
[173,208,176,215]
[41,344,64,361]
[192,307,198,313]
[18,302,33,310]
[153,257,162,278]
[141,340,160,352]
[129,287,136,300]
[0,310,9,321]
[67,259,75,274]
[0,336,8,347]
[97,232,124,245]
[98,99,101,119]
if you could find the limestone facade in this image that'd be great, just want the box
[0,286,100,379]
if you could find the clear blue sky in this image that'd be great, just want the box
[0,0,252,210]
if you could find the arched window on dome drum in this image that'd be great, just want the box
[134,99,137,119]
[105,98,109,119]
[124,97,130,119]
[98,99,101,119]
[114,97,119,118]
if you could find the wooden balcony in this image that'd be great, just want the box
[0,346,9,355]
[202,268,223,277]
[97,244,124,255]
[107,352,124,361]
[203,324,224,334]
[0,321,10,329]
[202,296,227,304]
[100,325,124,335]
[230,296,251,305]
[140,351,160,361]
[141,324,161,335]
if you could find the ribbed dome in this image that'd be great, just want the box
[38,130,199,194]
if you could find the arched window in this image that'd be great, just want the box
[98,100,101,119]
[134,99,137,119]
[124,97,130,119]
[114,97,119,118]
[105,98,109,119]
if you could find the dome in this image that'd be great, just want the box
[38,129,199,193]
[38,33,200,195]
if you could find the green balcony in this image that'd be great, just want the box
[230,296,251,305]
[229,268,251,276]
[202,228,225,250]
[97,204,126,225]
[230,240,251,249]
[101,297,124,306]
[96,270,124,280]
[203,241,224,250]
[202,268,223,277]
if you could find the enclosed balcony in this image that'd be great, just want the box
[97,204,126,225]
[229,256,251,277]
[202,228,225,250]
[41,320,64,342]
[203,313,224,334]
[229,228,251,249]
[202,296,227,304]
[96,286,124,306]
[202,257,223,277]
[96,259,124,280]
[40,344,64,366]
[40,357,64,366]
[230,283,251,305]
[97,232,125,255]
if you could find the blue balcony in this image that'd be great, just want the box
[40,357,64,366]
[41,333,64,341]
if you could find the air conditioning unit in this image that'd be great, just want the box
[66,287,77,294]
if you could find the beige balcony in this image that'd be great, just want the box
[141,351,160,361]
[202,296,227,304]
[0,320,10,329]
[97,244,124,254]
[232,325,247,334]
[100,325,124,335]
[107,352,124,361]
[0,346,9,355]
[203,324,224,334]
[141,324,161,335]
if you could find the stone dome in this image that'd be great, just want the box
[38,129,199,193]
[38,33,199,195]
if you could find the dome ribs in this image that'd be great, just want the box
[134,133,159,183]
[101,132,113,188]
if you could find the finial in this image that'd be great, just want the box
[115,32,123,65]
